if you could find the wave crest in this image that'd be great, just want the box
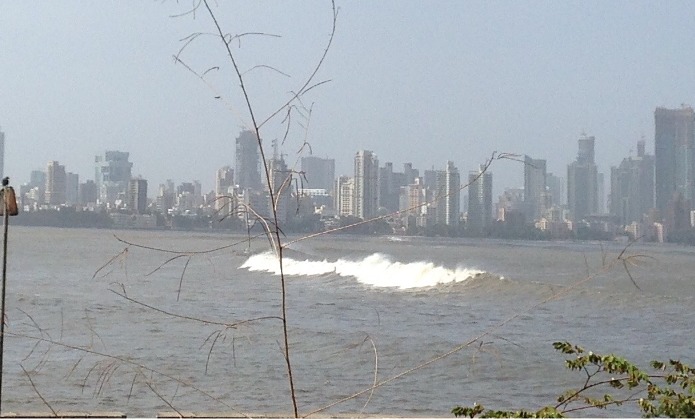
[240,252,485,289]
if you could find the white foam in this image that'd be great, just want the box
[240,251,484,289]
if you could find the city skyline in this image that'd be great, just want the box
[3,2,695,198]
[0,115,679,208]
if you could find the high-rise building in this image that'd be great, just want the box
[22,170,46,207]
[402,177,426,217]
[353,150,379,219]
[598,172,606,214]
[335,175,354,216]
[610,139,655,226]
[128,178,148,214]
[79,180,98,205]
[524,155,547,222]
[378,162,407,213]
[215,166,235,212]
[300,156,335,193]
[266,142,291,223]
[567,134,599,222]
[235,130,262,190]
[66,172,79,206]
[95,151,133,206]
[433,161,460,226]
[467,164,493,234]
[403,163,419,185]
[546,173,566,207]
[654,106,695,218]
[45,161,66,205]
[215,166,234,196]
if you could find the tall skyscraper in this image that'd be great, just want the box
[654,106,695,218]
[300,156,335,193]
[128,178,148,214]
[266,141,291,223]
[567,134,598,222]
[235,130,262,190]
[215,166,235,212]
[443,161,461,226]
[354,150,379,219]
[403,177,426,217]
[403,162,419,185]
[79,180,98,205]
[45,161,66,205]
[610,139,655,226]
[216,166,234,196]
[524,155,547,222]
[335,175,354,216]
[95,151,133,206]
[433,161,461,226]
[66,172,79,206]
[467,164,493,234]
[378,162,408,213]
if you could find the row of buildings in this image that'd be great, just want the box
[5,105,695,240]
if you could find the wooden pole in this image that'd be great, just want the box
[0,187,9,414]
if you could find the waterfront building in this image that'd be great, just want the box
[266,142,291,223]
[567,134,599,223]
[467,164,493,234]
[497,188,525,224]
[546,172,566,207]
[609,139,655,226]
[45,161,66,205]
[66,172,79,206]
[128,178,148,214]
[235,130,262,191]
[95,151,133,206]
[215,166,235,213]
[379,162,409,213]
[524,155,547,223]
[403,162,419,185]
[654,106,695,219]
[335,175,354,217]
[433,161,460,226]
[27,170,46,205]
[353,150,379,219]
[300,156,335,194]
[402,177,426,217]
[79,180,98,206]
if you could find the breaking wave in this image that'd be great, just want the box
[240,251,486,289]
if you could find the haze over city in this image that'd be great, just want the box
[2,1,695,196]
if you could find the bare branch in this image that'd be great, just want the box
[176,256,192,302]
[109,289,282,328]
[8,332,252,418]
[21,364,57,416]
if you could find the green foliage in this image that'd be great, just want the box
[452,342,695,418]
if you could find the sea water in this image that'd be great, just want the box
[2,226,693,417]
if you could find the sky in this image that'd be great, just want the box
[2,1,695,198]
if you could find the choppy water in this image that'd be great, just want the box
[2,226,694,417]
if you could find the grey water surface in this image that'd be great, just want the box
[3,227,693,417]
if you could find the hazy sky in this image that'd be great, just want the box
[2,1,695,197]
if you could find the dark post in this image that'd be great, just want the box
[0,188,8,414]
[0,178,18,415]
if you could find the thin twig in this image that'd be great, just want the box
[176,256,192,301]
[9,332,252,418]
[20,364,57,416]
[145,380,184,418]
[110,289,282,328]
